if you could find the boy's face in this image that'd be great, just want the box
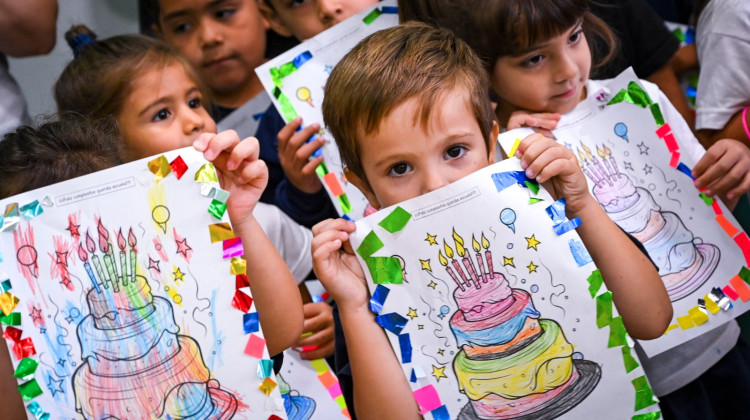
[347,87,496,209]
[156,0,268,99]
[260,0,378,41]
[117,62,217,161]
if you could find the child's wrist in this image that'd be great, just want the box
[564,194,598,218]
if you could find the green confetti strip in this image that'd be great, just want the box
[529,197,544,204]
[621,346,640,373]
[362,8,382,24]
[357,231,384,258]
[596,291,613,328]
[338,194,353,214]
[13,358,38,381]
[607,81,654,108]
[378,207,412,233]
[632,375,659,411]
[699,192,714,206]
[587,270,603,298]
[632,412,661,420]
[365,256,403,284]
[18,379,43,401]
[524,180,540,194]
[276,90,299,122]
[0,312,21,325]
[607,316,628,348]
[650,103,665,126]
[315,162,329,178]
[739,266,750,284]
[207,199,227,220]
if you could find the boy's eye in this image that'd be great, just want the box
[171,22,192,34]
[287,0,308,7]
[445,145,467,159]
[522,54,544,67]
[215,8,236,19]
[152,108,171,122]
[188,97,202,108]
[388,162,412,177]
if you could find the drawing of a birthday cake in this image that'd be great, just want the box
[71,223,237,419]
[580,144,719,301]
[442,234,600,420]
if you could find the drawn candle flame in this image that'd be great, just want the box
[603,145,612,157]
[443,240,454,259]
[481,233,490,250]
[597,145,606,159]
[78,243,88,261]
[85,231,96,253]
[453,229,466,257]
[117,229,126,251]
[577,148,587,162]
[581,143,593,161]
[98,220,109,253]
[472,236,481,253]
[128,228,137,251]
[438,250,448,266]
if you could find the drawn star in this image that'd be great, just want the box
[525,235,541,251]
[55,251,68,266]
[420,259,432,272]
[324,64,334,74]
[39,327,46,334]
[624,161,633,171]
[173,267,185,283]
[427,280,437,290]
[175,238,192,258]
[637,142,650,155]
[56,358,66,368]
[64,315,74,324]
[503,256,515,267]
[564,142,573,150]
[29,307,42,323]
[643,164,653,175]
[60,276,72,289]
[432,365,447,382]
[437,349,445,356]
[47,375,65,397]
[418,324,424,330]
[66,221,80,237]
[425,233,438,246]
[148,257,161,273]
[437,312,446,320]
[407,308,418,319]
[527,261,538,273]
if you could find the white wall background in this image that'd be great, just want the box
[7,1,139,120]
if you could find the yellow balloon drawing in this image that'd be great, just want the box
[296,87,314,107]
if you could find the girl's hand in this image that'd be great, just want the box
[693,139,750,207]
[277,117,326,194]
[193,130,268,227]
[311,218,368,313]
[515,133,593,215]
[507,110,561,137]
[294,302,335,360]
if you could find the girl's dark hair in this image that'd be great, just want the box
[400,0,617,75]
[54,24,208,120]
[0,116,123,198]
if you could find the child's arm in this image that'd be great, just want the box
[516,134,672,339]
[312,218,420,420]
[692,139,750,210]
[194,131,304,355]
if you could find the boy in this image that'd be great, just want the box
[259,0,378,42]
[313,22,672,419]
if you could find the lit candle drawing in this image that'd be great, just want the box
[117,229,127,286]
[78,243,101,293]
[128,228,137,284]
[444,240,470,287]
[472,235,487,283]
[454,230,479,289]
[577,149,600,185]
[481,233,493,280]
[604,145,620,177]
[98,221,119,292]
[438,250,464,291]
[597,145,614,179]
[582,143,610,185]
[86,231,108,290]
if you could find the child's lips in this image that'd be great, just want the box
[204,55,235,68]
[553,84,578,99]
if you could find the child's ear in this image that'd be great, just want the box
[344,167,381,210]
[488,121,499,162]
[258,1,294,38]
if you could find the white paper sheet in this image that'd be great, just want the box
[278,352,349,420]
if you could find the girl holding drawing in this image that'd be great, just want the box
[53,26,306,359]
[401,0,750,418]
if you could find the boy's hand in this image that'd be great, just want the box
[193,130,268,227]
[311,218,368,313]
[693,139,750,204]
[294,302,335,360]
[278,117,327,194]
[515,133,592,214]
[507,110,561,137]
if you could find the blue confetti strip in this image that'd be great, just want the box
[545,198,567,224]
[369,285,390,314]
[382,6,398,13]
[341,214,354,222]
[554,217,582,235]
[26,401,49,420]
[399,333,412,363]
[431,405,450,420]
[20,200,43,220]
[410,368,417,383]
[569,238,593,267]
[676,162,696,180]
[0,279,11,294]
[375,312,408,335]
[243,312,260,334]
[491,171,532,192]
[293,50,313,68]
[257,359,274,379]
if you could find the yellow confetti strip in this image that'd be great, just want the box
[231,257,247,275]
[688,306,709,326]
[508,138,522,158]
[147,155,172,182]
[310,359,328,374]
[194,163,218,183]
[665,324,679,334]
[258,377,277,396]
[209,223,235,243]
[704,294,721,314]
[0,292,19,316]
[677,315,694,330]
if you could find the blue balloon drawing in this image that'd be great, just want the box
[500,208,516,233]
[438,305,451,319]
[614,122,629,142]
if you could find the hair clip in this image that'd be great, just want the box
[69,33,96,57]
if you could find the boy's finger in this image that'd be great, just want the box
[226,137,260,170]
[237,160,268,186]
[192,132,214,151]
[203,129,240,161]
[312,218,356,236]
[301,156,326,176]
[692,144,726,180]
[705,163,744,195]
[295,137,326,161]
[288,124,321,150]
[276,117,303,147]
[727,174,750,200]
[297,328,334,348]
[695,154,737,190]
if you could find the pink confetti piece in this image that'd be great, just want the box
[655,123,672,138]
[663,132,679,153]
[669,152,680,168]
[244,333,266,358]
[327,383,343,399]
[413,384,442,414]
[722,285,739,301]
[222,237,244,258]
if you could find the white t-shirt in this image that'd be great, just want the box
[0,55,31,137]
[561,75,740,397]
[253,202,313,284]
[695,0,750,131]
[217,91,271,139]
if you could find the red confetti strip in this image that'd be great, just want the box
[722,285,739,301]
[235,274,249,289]
[669,152,680,168]
[655,123,672,138]
[663,132,679,153]
[323,172,345,196]
[231,290,253,313]
[716,215,739,237]
[712,200,723,215]
[12,337,36,359]
[3,325,22,341]
[169,156,188,180]
[733,232,750,265]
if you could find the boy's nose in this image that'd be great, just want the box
[198,20,223,47]
[420,169,450,196]
[318,0,344,25]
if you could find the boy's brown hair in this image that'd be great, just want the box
[322,22,495,185]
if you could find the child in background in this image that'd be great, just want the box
[54,27,305,358]
[405,1,750,418]
[314,22,671,419]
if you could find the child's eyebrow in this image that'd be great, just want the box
[138,98,170,117]
[162,1,228,22]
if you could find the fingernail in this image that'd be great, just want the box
[694,180,702,188]
[705,189,713,196]
[204,150,215,160]
[227,160,237,170]
[520,160,528,169]
[728,193,735,200]
[525,168,534,178]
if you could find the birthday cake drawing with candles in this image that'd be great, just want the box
[578,143,719,301]
[71,221,237,419]
[441,231,601,420]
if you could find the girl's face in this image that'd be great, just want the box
[117,62,217,161]
[492,20,591,121]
